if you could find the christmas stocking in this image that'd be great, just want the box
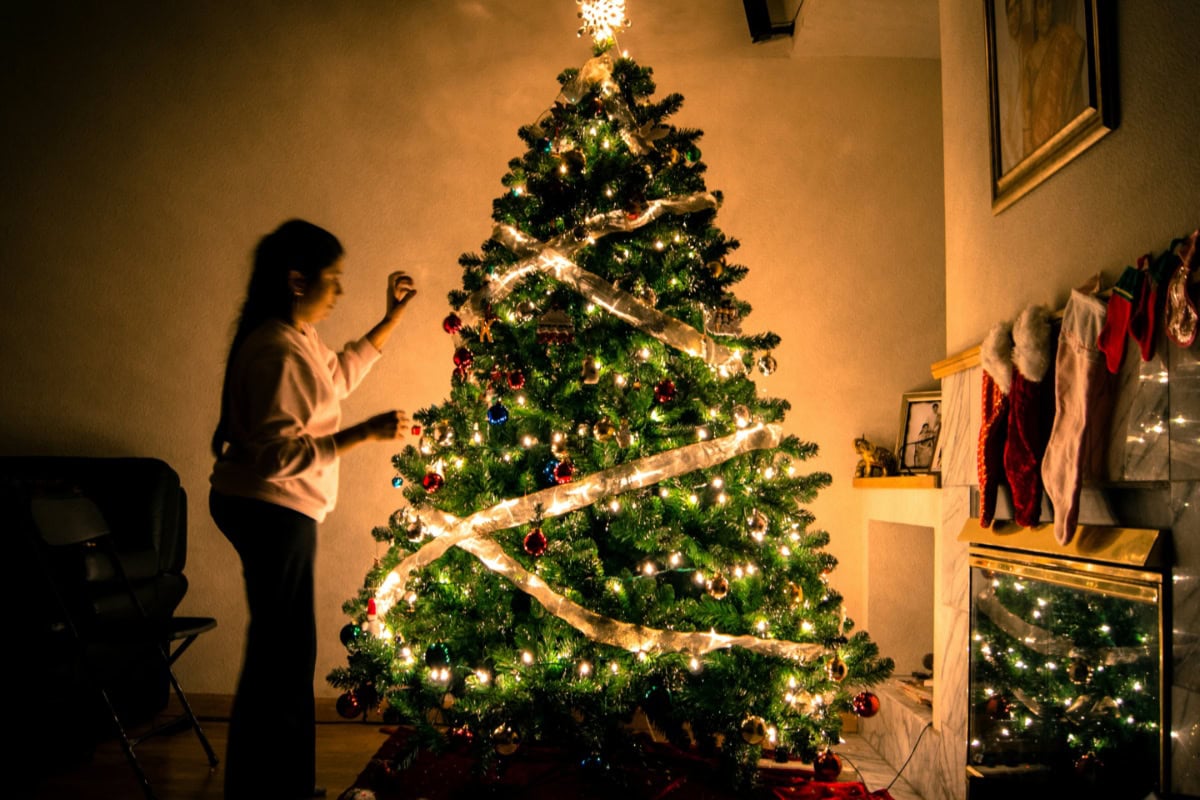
[978,321,1012,529]
[1004,305,1054,528]
[1095,265,1142,374]
[1041,289,1115,546]
[1166,229,1199,348]
[1128,254,1166,362]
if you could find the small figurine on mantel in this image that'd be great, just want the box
[854,435,898,478]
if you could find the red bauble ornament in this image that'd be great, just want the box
[523,527,548,556]
[813,750,842,781]
[411,425,422,436]
[653,379,676,404]
[449,725,475,749]
[422,472,445,493]
[507,370,526,390]
[852,691,881,718]
[1074,751,1104,780]
[442,313,462,334]
[553,460,575,484]
[985,695,1010,720]
[453,346,474,373]
[335,691,362,719]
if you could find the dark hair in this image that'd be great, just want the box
[211,219,344,458]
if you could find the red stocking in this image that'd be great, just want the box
[978,322,1012,529]
[1095,265,1141,374]
[1004,305,1054,528]
[1128,254,1161,361]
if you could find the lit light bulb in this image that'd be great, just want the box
[522,651,534,665]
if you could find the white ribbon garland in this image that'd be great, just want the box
[376,424,827,661]
[457,193,743,373]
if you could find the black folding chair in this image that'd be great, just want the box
[30,490,219,799]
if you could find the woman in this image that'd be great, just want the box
[209,219,417,799]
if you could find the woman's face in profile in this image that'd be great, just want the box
[294,258,345,325]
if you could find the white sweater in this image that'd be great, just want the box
[211,319,381,522]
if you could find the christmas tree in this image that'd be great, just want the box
[330,4,892,786]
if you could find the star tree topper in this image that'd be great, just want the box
[577,0,630,45]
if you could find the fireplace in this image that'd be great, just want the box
[962,518,1167,798]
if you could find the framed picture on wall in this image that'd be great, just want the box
[896,391,942,474]
[984,0,1117,214]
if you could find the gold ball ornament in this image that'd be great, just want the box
[740,715,768,745]
[827,655,848,683]
[748,510,769,538]
[492,724,521,756]
[707,574,730,599]
[594,417,617,441]
[786,581,804,606]
[1068,659,1092,685]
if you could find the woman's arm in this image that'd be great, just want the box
[365,270,417,351]
[333,409,410,455]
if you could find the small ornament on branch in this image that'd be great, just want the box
[826,655,848,683]
[487,401,509,426]
[424,642,451,668]
[653,379,677,404]
[336,691,362,719]
[536,309,575,345]
[523,526,548,557]
[492,724,521,756]
[581,355,601,384]
[813,749,843,781]
[422,472,445,493]
[740,715,767,745]
[703,303,741,337]
[707,573,730,599]
[852,691,880,718]
[453,346,474,378]
[594,417,616,441]
[442,313,463,335]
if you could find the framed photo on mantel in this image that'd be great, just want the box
[896,391,942,474]
[984,0,1117,214]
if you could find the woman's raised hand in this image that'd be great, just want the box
[386,271,417,319]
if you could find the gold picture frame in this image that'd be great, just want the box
[984,0,1117,214]
[896,391,941,474]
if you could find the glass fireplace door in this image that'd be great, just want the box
[967,548,1164,798]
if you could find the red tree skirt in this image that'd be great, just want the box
[339,727,895,800]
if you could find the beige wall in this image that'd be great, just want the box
[940,0,1200,355]
[0,2,944,696]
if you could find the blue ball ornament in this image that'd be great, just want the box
[487,402,509,425]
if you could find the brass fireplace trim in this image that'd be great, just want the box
[968,551,1162,603]
[958,517,1164,570]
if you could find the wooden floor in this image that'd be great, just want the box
[27,694,392,800]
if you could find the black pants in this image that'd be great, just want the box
[210,491,317,799]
